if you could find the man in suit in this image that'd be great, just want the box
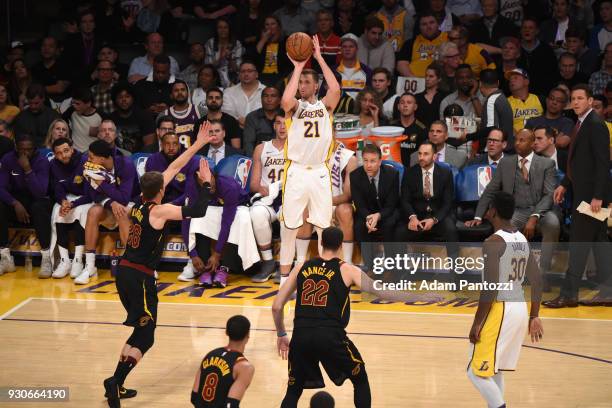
[350,144,400,273]
[396,141,459,263]
[141,115,176,153]
[197,120,241,166]
[468,0,518,48]
[465,129,560,278]
[545,85,612,307]
[410,120,468,169]
[533,126,568,173]
[467,127,506,166]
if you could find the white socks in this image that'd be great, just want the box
[40,249,50,259]
[261,249,273,261]
[467,369,505,408]
[295,239,309,263]
[85,252,96,269]
[74,245,84,263]
[58,246,69,261]
[342,241,354,263]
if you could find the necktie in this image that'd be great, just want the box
[424,171,431,199]
[370,177,377,195]
[567,119,582,181]
[520,158,529,182]
[491,161,498,168]
[211,148,219,165]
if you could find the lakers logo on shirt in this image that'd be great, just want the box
[73,175,83,184]
[175,173,186,182]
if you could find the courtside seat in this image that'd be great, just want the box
[215,155,253,193]
[454,164,494,241]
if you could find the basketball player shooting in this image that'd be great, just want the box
[279,35,341,287]
[467,191,544,408]
[103,121,214,408]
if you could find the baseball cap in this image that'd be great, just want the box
[504,68,529,80]
[340,33,359,46]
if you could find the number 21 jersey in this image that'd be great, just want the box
[287,99,334,165]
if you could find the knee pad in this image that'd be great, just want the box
[127,321,155,354]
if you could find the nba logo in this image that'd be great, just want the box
[234,158,252,189]
[477,166,493,197]
[137,156,148,178]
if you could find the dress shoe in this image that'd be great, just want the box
[542,296,578,308]
[578,293,612,306]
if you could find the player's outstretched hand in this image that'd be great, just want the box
[277,336,290,360]
[196,159,212,185]
[312,35,322,61]
[529,317,544,343]
[287,54,308,69]
[196,120,211,146]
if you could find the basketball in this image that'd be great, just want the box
[286,32,313,61]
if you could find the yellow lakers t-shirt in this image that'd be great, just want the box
[408,32,448,78]
[262,43,279,74]
[464,44,496,76]
[508,94,544,133]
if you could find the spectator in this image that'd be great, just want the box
[589,0,612,53]
[109,82,156,152]
[410,120,467,168]
[415,63,448,129]
[448,25,496,77]
[393,92,427,167]
[495,36,523,95]
[0,134,52,277]
[465,128,559,279]
[64,9,102,84]
[355,88,384,132]
[91,60,116,115]
[193,0,238,21]
[375,0,414,52]
[336,34,372,99]
[136,0,165,33]
[333,0,365,37]
[564,27,599,78]
[468,127,507,165]
[191,64,222,117]
[371,68,399,121]
[479,68,514,151]
[8,59,31,110]
[255,15,290,88]
[468,0,518,48]
[429,0,460,33]
[589,42,612,96]
[533,125,567,172]
[557,52,589,89]
[77,139,137,285]
[525,87,574,148]
[222,61,266,128]
[142,114,175,153]
[592,94,612,137]
[44,119,71,149]
[519,17,558,96]
[311,10,341,71]
[357,16,396,74]
[197,88,242,150]
[62,87,103,152]
[243,87,281,156]
[507,68,545,136]
[236,0,266,50]
[350,144,400,274]
[93,45,129,82]
[31,37,72,111]
[274,0,316,37]
[95,0,143,44]
[396,12,449,78]
[98,120,131,156]
[396,141,459,270]
[12,84,60,146]
[0,41,25,86]
[439,65,484,125]
[438,42,462,93]
[179,43,206,93]
[48,137,87,279]
[448,0,483,25]
[205,18,245,88]
[0,84,19,123]
[539,0,579,54]
[160,80,202,149]
[197,119,241,166]
[134,55,174,118]
[127,33,179,84]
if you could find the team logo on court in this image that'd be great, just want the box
[139,315,152,327]
[478,361,489,371]
[234,158,252,189]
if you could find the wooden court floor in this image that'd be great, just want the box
[1,268,612,407]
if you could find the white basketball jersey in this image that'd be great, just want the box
[260,141,286,187]
[287,99,334,165]
[328,143,355,197]
[494,229,529,302]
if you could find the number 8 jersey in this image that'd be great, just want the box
[287,99,334,165]
[196,347,247,407]
[494,229,529,302]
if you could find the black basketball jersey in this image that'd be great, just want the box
[122,201,165,269]
[196,347,246,407]
[294,257,350,329]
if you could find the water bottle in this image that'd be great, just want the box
[25,254,32,273]
[110,251,119,277]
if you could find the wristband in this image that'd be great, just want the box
[277,331,287,337]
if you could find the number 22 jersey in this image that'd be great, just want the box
[287,99,334,165]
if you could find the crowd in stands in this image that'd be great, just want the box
[0,0,611,304]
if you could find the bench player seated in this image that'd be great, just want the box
[49,137,89,279]
[144,131,200,281]
[76,140,138,285]
[0,134,53,277]
[191,315,255,408]
[296,140,357,265]
[249,110,287,283]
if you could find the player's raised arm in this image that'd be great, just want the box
[282,55,307,114]
[313,35,340,112]
[271,262,301,359]
[162,121,211,187]
[525,251,544,342]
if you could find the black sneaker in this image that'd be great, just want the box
[103,377,121,408]
[251,260,276,283]
[105,385,137,399]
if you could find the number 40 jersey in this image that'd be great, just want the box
[287,99,334,165]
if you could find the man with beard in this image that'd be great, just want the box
[109,82,156,153]
[160,80,201,150]
[98,120,131,157]
[145,131,200,281]
[194,88,242,150]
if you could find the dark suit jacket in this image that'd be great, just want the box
[197,143,242,160]
[400,163,454,222]
[561,110,610,207]
[539,18,583,47]
[469,15,518,46]
[556,148,568,174]
[350,165,400,225]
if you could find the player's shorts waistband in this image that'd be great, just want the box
[119,259,155,277]
[289,162,328,170]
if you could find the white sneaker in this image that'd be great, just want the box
[0,254,16,274]
[52,259,72,278]
[38,256,53,279]
[70,260,83,278]
[75,264,97,285]
[177,260,195,281]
